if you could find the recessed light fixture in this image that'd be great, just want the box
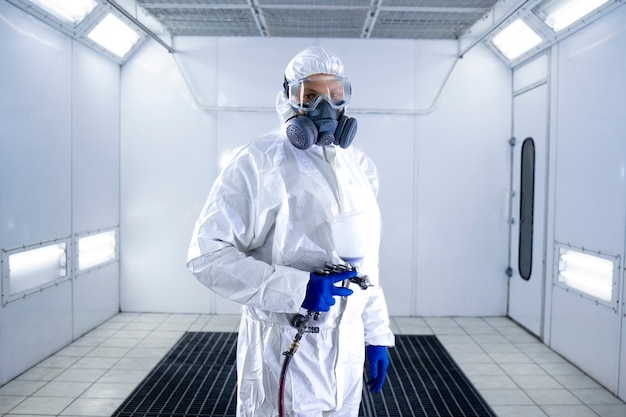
[491,19,543,60]
[534,0,610,32]
[78,230,117,271]
[30,0,97,24]
[558,248,614,302]
[87,12,141,58]
[8,243,67,295]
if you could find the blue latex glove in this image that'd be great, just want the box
[366,345,389,393]
[301,269,356,312]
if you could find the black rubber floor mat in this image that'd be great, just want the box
[111,332,497,417]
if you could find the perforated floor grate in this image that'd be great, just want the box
[112,332,497,417]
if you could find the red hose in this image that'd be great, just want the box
[278,353,292,417]
[278,312,312,417]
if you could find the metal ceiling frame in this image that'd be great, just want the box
[6,0,623,68]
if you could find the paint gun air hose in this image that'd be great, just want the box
[278,310,319,417]
[278,263,372,416]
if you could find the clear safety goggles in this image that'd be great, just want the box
[286,74,352,110]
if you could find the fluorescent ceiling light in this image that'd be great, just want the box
[534,0,609,32]
[78,230,116,270]
[30,0,98,24]
[491,19,543,60]
[87,13,140,58]
[558,249,613,302]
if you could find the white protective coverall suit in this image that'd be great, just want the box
[187,47,395,417]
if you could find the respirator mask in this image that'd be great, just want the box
[283,74,358,150]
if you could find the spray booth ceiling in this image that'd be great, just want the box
[136,0,500,40]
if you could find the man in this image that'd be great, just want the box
[187,46,394,417]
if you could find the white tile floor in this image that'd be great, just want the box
[1,313,625,417]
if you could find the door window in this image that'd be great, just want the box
[518,137,535,280]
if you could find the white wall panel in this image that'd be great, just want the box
[552,7,626,254]
[70,42,121,335]
[72,41,120,233]
[355,114,415,316]
[120,40,217,313]
[547,4,626,397]
[73,264,120,338]
[0,1,72,248]
[416,43,510,316]
[0,1,74,385]
[0,283,73,384]
[0,1,121,385]
[551,286,620,392]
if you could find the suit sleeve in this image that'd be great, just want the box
[187,150,309,313]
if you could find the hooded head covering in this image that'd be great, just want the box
[276,47,345,122]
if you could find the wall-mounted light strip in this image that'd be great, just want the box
[78,230,117,271]
[7,242,67,296]
[491,19,543,61]
[557,248,614,302]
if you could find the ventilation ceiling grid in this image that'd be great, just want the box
[138,0,260,36]
[262,8,369,38]
[137,0,499,39]
[370,10,487,39]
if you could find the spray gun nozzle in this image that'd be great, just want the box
[349,275,372,290]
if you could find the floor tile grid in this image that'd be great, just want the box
[0,313,240,417]
[1,314,625,417]
[396,316,626,417]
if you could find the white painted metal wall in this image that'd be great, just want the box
[0,2,120,385]
[503,4,626,400]
[541,5,626,398]
[120,37,511,317]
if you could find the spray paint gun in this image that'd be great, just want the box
[314,262,372,290]
[285,263,370,356]
[279,263,371,416]
[283,263,370,358]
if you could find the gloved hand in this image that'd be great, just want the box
[366,345,389,393]
[301,269,356,312]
